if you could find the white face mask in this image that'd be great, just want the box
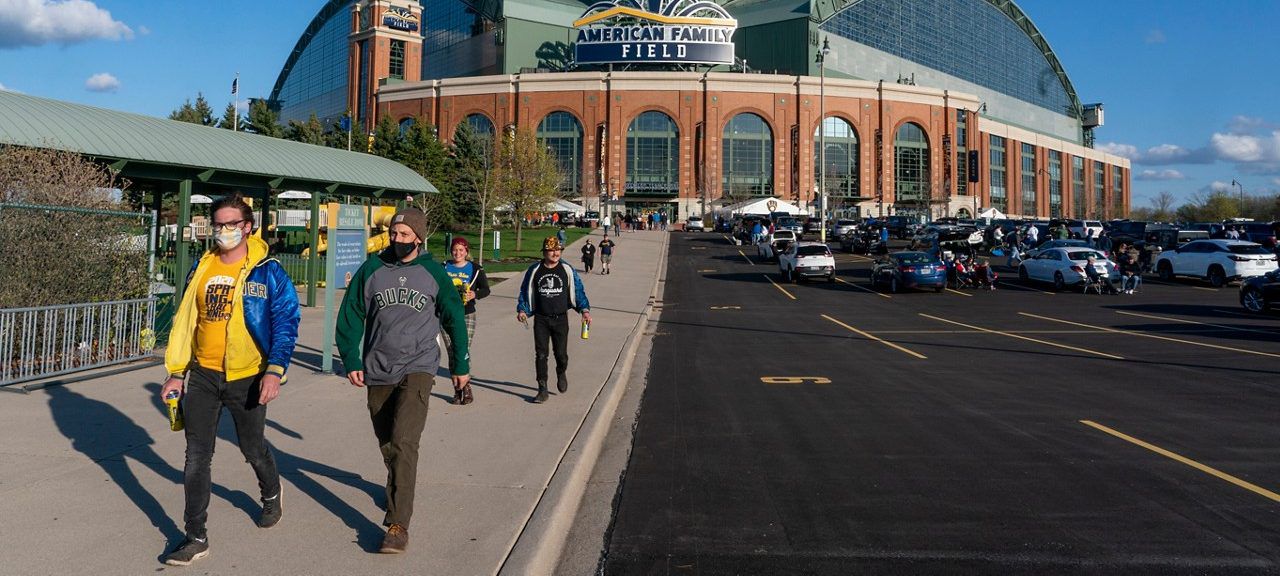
[215,227,244,251]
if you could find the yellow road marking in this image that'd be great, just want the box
[697,269,717,273]
[1004,280,1056,295]
[1081,420,1280,504]
[835,277,891,299]
[945,288,972,297]
[822,314,927,359]
[919,313,1123,360]
[737,250,755,265]
[834,255,874,263]
[761,376,832,385]
[1213,308,1266,318]
[1193,286,1219,292]
[709,305,741,310]
[691,246,706,250]
[1020,312,1280,359]
[1114,310,1280,336]
[763,274,796,300]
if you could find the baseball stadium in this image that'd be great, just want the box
[269,0,1130,221]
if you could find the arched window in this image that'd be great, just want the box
[398,117,415,136]
[893,122,930,210]
[537,111,583,197]
[723,113,773,197]
[814,117,860,199]
[626,111,679,196]
[461,113,494,161]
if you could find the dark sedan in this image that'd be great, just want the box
[871,251,946,293]
[1240,269,1280,313]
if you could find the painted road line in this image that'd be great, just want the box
[721,234,733,244]
[709,305,741,310]
[919,313,1123,360]
[945,288,973,297]
[1020,312,1280,359]
[1081,420,1280,504]
[1114,310,1280,336]
[737,250,755,266]
[1213,308,1268,319]
[763,274,797,300]
[834,277,891,299]
[1003,281,1056,295]
[822,314,927,359]
[697,269,717,273]
[1193,286,1219,292]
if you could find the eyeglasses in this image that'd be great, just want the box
[212,219,246,232]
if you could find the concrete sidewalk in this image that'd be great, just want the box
[0,228,668,576]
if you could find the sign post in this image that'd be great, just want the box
[321,203,368,373]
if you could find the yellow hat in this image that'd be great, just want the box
[542,236,564,251]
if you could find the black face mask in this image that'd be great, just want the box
[391,241,417,260]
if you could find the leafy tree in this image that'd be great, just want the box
[494,127,563,251]
[286,113,326,146]
[217,102,239,130]
[246,99,284,138]
[370,115,403,158]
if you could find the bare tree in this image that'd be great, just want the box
[494,127,562,251]
[1150,190,1176,222]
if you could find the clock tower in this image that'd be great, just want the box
[348,0,423,135]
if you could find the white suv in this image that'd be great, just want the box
[779,241,835,282]
[1068,219,1103,240]
[1154,239,1278,287]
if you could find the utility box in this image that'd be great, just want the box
[1083,103,1104,128]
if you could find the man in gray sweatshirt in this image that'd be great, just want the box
[335,207,469,554]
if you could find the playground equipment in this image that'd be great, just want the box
[300,205,396,257]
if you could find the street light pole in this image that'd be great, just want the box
[1231,178,1244,216]
[817,37,830,244]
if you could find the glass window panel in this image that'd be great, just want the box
[628,111,679,195]
[722,113,773,197]
[989,135,1006,213]
[1021,142,1037,216]
[537,111,583,196]
[894,122,930,211]
[814,117,860,198]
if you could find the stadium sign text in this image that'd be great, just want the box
[573,1,737,66]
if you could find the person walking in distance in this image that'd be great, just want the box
[516,237,592,404]
[581,237,597,274]
[442,237,489,405]
[335,207,470,554]
[598,234,616,275]
[160,194,300,567]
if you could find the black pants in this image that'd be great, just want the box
[582,257,594,273]
[533,313,569,383]
[366,373,433,528]
[182,366,280,539]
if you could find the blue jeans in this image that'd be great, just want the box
[1122,274,1141,292]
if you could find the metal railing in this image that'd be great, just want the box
[1,298,157,387]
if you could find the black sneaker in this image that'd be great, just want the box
[258,487,282,528]
[534,381,548,404]
[556,374,568,393]
[163,536,209,566]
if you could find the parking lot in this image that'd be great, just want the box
[605,231,1280,575]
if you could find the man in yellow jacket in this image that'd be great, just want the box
[159,194,300,566]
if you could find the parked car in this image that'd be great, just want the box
[870,251,945,293]
[1237,222,1278,248]
[582,210,601,227]
[884,215,915,239]
[1067,219,1104,240]
[1023,239,1094,260]
[803,216,823,235]
[832,219,860,238]
[1108,220,1155,247]
[1018,247,1115,291]
[733,214,767,243]
[1154,239,1279,287]
[909,225,984,253]
[757,229,796,261]
[685,215,704,232]
[778,241,836,282]
[775,216,805,238]
[1240,269,1280,313]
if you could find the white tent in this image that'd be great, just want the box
[715,197,805,216]
[549,198,585,214]
[977,207,1006,221]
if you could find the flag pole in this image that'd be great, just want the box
[232,73,240,131]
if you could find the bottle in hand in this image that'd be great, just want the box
[581,320,590,340]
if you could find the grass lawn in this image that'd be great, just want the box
[425,225,593,273]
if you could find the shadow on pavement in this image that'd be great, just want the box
[44,383,258,544]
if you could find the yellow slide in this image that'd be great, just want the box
[300,206,398,257]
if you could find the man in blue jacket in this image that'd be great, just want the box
[160,194,300,566]
[517,236,591,403]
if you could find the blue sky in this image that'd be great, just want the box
[1,0,1277,209]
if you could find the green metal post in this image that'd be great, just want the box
[307,191,321,307]
[175,180,193,299]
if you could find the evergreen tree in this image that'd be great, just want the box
[370,115,403,158]
[286,113,326,145]
[397,118,455,225]
[217,102,239,130]
[192,93,215,126]
[449,121,487,226]
[246,99,284,138]
[324,117,364,150]
[169,99,199,124]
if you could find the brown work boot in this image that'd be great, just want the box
[379,524,408,554]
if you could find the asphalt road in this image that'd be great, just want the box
[604,232,1280,575]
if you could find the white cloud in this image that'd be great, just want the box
[1095,142,1210,165]
[1145,29,1166,44]
[136,24,149,35]
[1202,181,1233,194]
[84,72,119,92]
[1135,169,1186,181]
[0,81,13,92]
[1272,177,1280,187]
[1210,132,1272,163]
[0,0,133,49]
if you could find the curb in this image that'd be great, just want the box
[497,233,669,576]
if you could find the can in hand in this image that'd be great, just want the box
[581,320,590,340]
[165,390,184,432]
